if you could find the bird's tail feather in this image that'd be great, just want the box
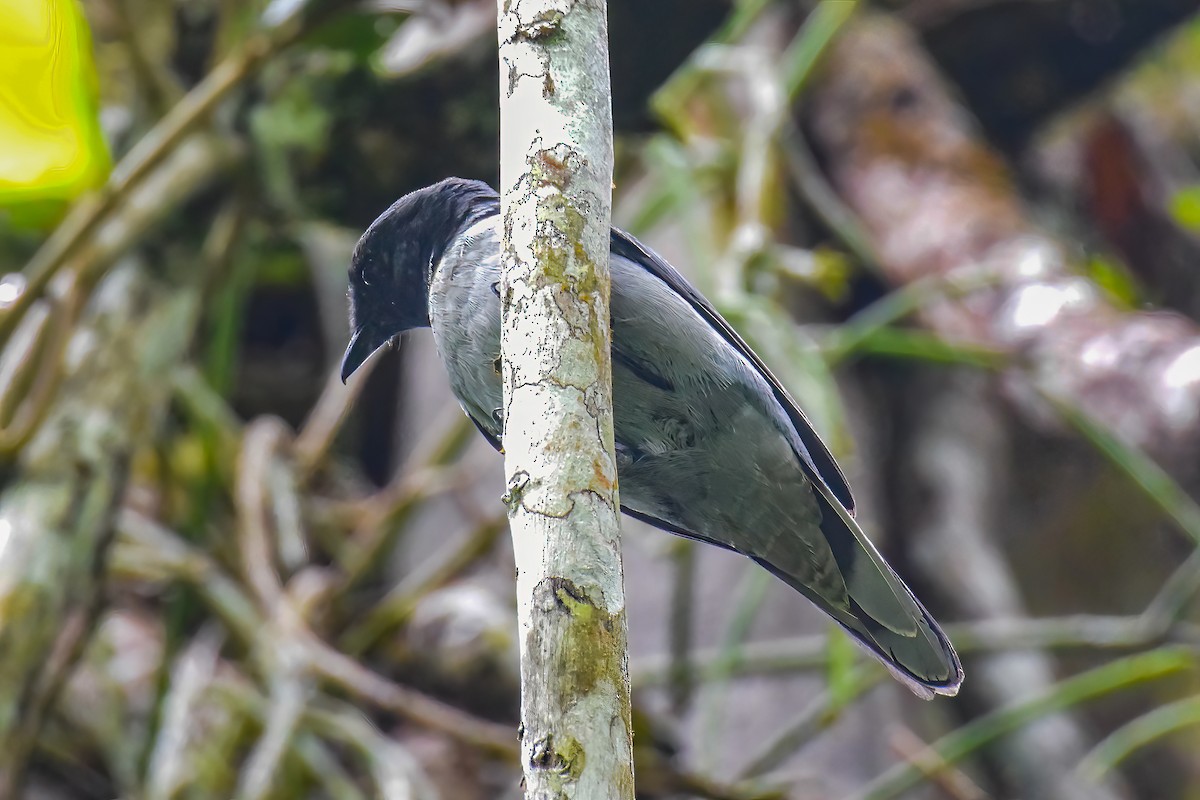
[753,486,963,699]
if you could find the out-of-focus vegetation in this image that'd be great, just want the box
[0,0,110,221]
[4,1,1200,798]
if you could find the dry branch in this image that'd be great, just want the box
[0,1,341,348]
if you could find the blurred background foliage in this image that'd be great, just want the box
[4,0,1200,798]
[0,0,111,223]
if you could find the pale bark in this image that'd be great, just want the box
[496,1,634,799]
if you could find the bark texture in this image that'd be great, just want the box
[495,1,634,799]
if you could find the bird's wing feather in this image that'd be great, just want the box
[621,506,741,554]
[610,228,856,516]
[461,425,742,558]
[466,411,502,450]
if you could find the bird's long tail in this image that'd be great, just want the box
[753,485,963,699]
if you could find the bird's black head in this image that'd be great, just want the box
[341,177,499,382]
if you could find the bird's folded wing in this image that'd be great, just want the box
[609,228,856,516]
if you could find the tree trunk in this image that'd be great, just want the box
[495,2,634,799]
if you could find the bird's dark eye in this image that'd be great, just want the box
[355,254,374,287]
[360,255,387,288]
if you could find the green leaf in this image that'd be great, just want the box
[822,273,1000,365]
[1169,186,1200,232]
[825,626,858,709]
[306,11,398,62]
[623,137,696,235]
[856,648,1194,800]
[1085,255,1140,309]
[0,0,111,218]
[1050,394,1200,549]
[1080,693,1200,780]
[699,567,772,761]
[831,326,1008,370]
[650,0,774,128]
[780,0,859,101]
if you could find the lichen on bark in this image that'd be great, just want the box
[496,0,634,798]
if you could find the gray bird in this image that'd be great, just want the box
[341,178,962,698]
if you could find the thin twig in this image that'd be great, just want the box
[303,632,518,758]
[780,121,880,272]
[632,616,1200,687]
[341,513,506,655]
[338,414,476,589]
[0,276,81,458]
[216,677,380,800]
[699,568,772,761]
[294,365,372,483]
[737,667,883,780]
[304,699,440,800]
[171,366,244,455]
[2,134,238,460]
[269,455,310,573]
[237,659,310,800]
[236,418,293,607]
[144,628,226,800]
[104,0,183,114]
[667,539,697,717]
[236,574,320,800]
[887,726,988,800]
[1078,694,1200,781]
[114,510,519,759]
[779,1,858,102]
[114,510,264,642]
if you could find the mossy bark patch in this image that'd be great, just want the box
[521,575,632,793]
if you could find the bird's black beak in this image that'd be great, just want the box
[340,326,397,383]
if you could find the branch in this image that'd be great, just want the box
[496,1,633,798]
[632,613,1200,686]
[804,14,1200,472]
[113,510,519,759]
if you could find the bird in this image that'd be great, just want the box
[341,177,963,699]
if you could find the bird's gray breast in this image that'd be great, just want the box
[428,218,506,432]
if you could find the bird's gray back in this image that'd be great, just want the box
[428,218,846,604]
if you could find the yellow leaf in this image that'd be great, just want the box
[0,0,111,214]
